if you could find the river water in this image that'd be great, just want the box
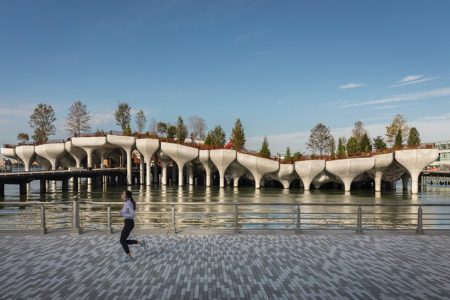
[2,179,450,231]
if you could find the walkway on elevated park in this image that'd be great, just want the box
[1,231,449,299]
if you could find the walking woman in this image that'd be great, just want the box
[119,190,147,262]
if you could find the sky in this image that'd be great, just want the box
[1,0,450,154]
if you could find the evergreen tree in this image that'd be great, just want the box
[394,129,403,149]
[293,152,303,161]
[205,125,226,147]
[336,137,347,158]
[285,147,292,160]
[373,136,387,152]
[167,125,177,139]
[360,133,372,152]
[231,118,246,151]
[259,136,271,158]
[29,103,56,144]
[407,127,421,147]
[156,122,168,137]
[176,116,188,143]
[346,137,359,156]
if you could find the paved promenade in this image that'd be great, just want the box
[0,231,449,299]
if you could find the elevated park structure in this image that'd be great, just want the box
[0,134,440,196]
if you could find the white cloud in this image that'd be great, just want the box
[339,87,450,108]
[391,74,436,88]
[339,82,364,90]
[234,30,267,43]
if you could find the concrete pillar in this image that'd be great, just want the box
[188,164,194,185]
[402,174,409,190]
[125,149,132,185]
[294,160,326,191]
[146,162,151,186]
[153,160,159,184]
[140,158,145,185]
[162,162,168,186]
[205,169,211,187]
[233,176,240,187]
[375,170,382,192]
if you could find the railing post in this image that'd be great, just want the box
[70,198,81,235]
[40,204,47,234]
[416,206,424,234]
[171,204,176,234]
[107,205,113,234]
[296,204,301,234]
[234,202,239,234]
[356,205,363,234]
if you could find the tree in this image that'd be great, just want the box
[386,114,409,146]
[346,137,359,156]
[394,129,403,149]
[259,136,271,158]
[65,101,91,137]
[17,132,29,144]
[336,137,347,158]
[306,123,335,156]
[352,121,366,144]
[176,116,188,143]
[156,122,168,137]
[135,110,147,133]
[29,103,56,144]
[407,127,421,147]
[231,118,246,151]
[148,118,157,134]
[167,125,177,139]
[188,116,206,141]
[293,152,303,161]
[285,147,292,160]
[373,136,387,152]
[204,125,226,147]
[360,133,372,152]
[114,102,131,133]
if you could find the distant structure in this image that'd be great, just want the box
[429,140,450,171]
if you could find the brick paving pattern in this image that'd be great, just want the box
[0,232,449,299]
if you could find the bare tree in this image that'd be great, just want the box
[29,103,56,144]
[66,100,91,136]
[148,118,157,134]
[17,132,29,144]
[386,114,409,146]
[306,123,335,156]
[135,110,147,133]
[351,121,366,144]
[188,116,206,141]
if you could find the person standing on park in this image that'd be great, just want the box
[119,190,147,262]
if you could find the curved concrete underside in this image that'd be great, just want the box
[210,149,236,188]
[326,157,375,192]
[394,149,440,194]
[266,164,297,189]
[65,141,86,168]
[0,148,17,161]
[107,135,136,185]
[237,153,279,188]
[366,153,394,192]
[136,138,160,186]
[160,142,199,186]
[14,145,35,171]
[35,143,67,170]
[294,160,325,191]
[198,150,214,187]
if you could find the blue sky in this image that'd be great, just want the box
[1,0,449,153]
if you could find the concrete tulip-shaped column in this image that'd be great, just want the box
[160,142,199,187]
[14,145,35,171]
[276,164,297,189]
[294,160,325,191]
[394,149,440,194]
[371,153,394,192]
[107,135,136,185]
[326,157,375,193]
[72,136,108,169]
[210,149,236,188]
[0,147,17,162]
[136,138,160,186]
[65,141,86,168]
[199,150,213,187]
[237,153,279,189]
[229,161,247,187]
[35,143,66,170]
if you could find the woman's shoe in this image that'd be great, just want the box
[141,240,148,252]
[120,255,134,263]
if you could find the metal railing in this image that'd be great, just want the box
[1,201,450,234]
